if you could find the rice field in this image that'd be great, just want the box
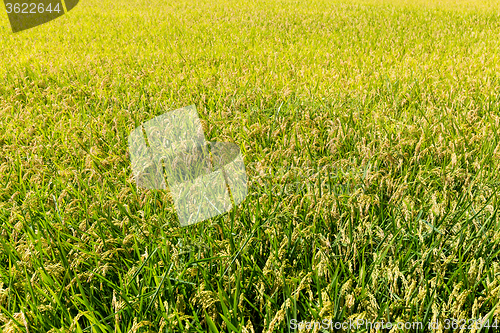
[1,0,500,331]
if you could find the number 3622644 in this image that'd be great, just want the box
[5,3,61,14]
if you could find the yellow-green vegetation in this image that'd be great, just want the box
[1,0,500,331]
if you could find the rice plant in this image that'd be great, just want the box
[1,0,500,331]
